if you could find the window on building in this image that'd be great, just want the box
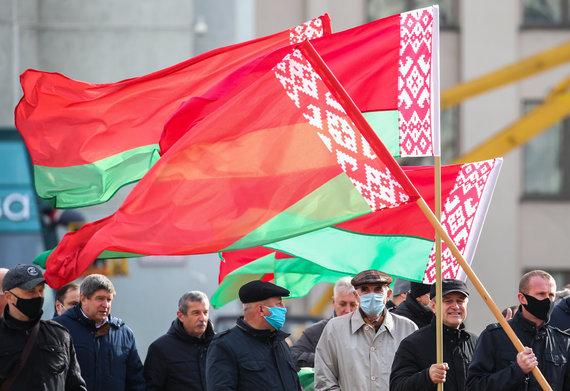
[367,0,458,28]
[522,101,570,199]
[522,0,570,27]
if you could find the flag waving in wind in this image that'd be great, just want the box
[161,6,440,158]
[212,159,503,308]
[15,15,331,208]
[42,42,420,289]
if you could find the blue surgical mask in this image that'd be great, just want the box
[264,305,287,330]
[359,293,385,317]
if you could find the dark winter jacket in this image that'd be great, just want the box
[0,308,86,391]
[390,318,477,391]
[392,294,434,328]
[144,318,214,391]
[54,304,145,391]
[467,308,570,391]
[550,296,570,332]
[205,317,301,391]
[290,318,330,368]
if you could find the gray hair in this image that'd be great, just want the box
[80,274,116,298]
[178,290,209,314]
[334,276,356,298]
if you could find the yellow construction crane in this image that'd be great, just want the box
[447,41,570,164]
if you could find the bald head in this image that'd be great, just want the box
[0,268,9,315]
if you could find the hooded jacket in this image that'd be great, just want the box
[0,307,86,391]
[54,303,145,391]
[144,318,214,391]
[467,308,570,391]
[206,317,301,391]
[550,296,570,332]
[390,318,477,391]
[392,294,434,328]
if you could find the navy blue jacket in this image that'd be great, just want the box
[144,318,214,391]
[206,317,301,391]
[54,304,145,391]
[467,309,570,391]
[550,297,570,332]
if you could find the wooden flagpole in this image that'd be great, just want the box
[415,197,552,391]
[435,156,443,391]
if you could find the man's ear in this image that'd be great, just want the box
[517,292,527,306]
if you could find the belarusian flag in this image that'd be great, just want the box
[161,6,440,158]
[15,15,331,208]
[211,159,502,308]
[42,42,420,289]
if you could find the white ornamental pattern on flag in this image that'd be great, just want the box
[290,16,325,43]
[398,7,434,157]
[423,160,498,283]
[274,48,410,212]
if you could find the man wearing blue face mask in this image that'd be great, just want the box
[315,269,417,390]
[206,280,302,391]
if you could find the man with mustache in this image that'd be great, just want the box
[467,270,570,390]
[54,274,145,391]
[144,290,214,391]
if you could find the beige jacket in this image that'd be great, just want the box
[314,309,417,391]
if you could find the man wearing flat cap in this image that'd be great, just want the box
[390,279,477,391]
[315,270,417,390]
[0,264,86,391]
[206,280,302,391]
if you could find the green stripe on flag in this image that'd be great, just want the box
[223,173,372,252]
[267,226,433,282]
[33,144,161,209]
[211,252,351,308]
[362,110,400,157]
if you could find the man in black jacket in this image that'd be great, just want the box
[0,264,86,391]
[467,270,570,391]
[390,279,477,391]
[144,290,214,391]
[206,280,301,391]
[392,281,434,328]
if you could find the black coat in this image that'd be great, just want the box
[144,318,214,391]
[390,318,477,391]
[205,317,301,391]
[290,318,330,368]
[550,297,570,332]
[392,294,434,328]
[0,308,86,391]
[467,309,570,391]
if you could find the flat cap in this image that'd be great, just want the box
[3,264,45,292]
[351,270,392,287]
[430,279,469,299]
[410,282,432,298]
[392,278,411,296]
[239,280,290,303]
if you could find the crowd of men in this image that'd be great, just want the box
[0,263,569,391]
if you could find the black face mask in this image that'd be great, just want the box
[10,293,44,320]
[522,293,554,321]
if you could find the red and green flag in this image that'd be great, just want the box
[14,15,331,208]
[41,42,420,289]
[212,159,503,308]
[161,6,440,158]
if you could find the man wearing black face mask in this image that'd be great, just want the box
[467,269,570,390]
[0,264,86,391]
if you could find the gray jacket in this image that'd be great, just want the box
[291,318,331,368]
